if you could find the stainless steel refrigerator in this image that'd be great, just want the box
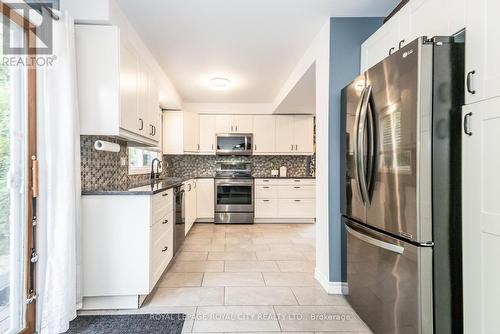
[341,36,464,334]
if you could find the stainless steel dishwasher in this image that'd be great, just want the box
[173,185,185,255]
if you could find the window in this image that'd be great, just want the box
[128,148,161,175]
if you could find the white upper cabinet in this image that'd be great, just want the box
[275,115,295,153]
[360,17,401,72]
[183,112,200,153]
[75,24,160,146]
[275,115,314,154]
[465,0,500,104]
[162,111,183,155]
[293,115,314,154]
[215,115,234,133]
[199,115,216,154]
[215,115,253,133]
[407,0,448,42]
[253,115,276,154]
[233,115,253,133]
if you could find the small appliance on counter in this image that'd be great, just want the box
[214,161,254,224]
[279,166,287,177]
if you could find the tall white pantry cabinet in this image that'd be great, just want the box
[360,0,500,332]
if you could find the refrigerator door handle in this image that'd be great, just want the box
[346,225,404,254]
[365,86,376,199]
[353,87,367,204]
[358,86,371,204]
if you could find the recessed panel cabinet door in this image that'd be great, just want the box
[233,115,253,133]
[183,112,199,152]
[465,0,500,104]
[275,115,294,153]
[253,115,275,154]
[215,115,233,133]
[462,98,500,334]
[199,115,216,153]
[119,40,139,133]
[293,115,314,154]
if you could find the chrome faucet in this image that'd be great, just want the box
[151,158,162,180]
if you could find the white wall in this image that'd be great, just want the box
[273,19,332,292]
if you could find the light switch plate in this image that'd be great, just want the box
[120,157,127,166]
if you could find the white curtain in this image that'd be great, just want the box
[36,11,82,334]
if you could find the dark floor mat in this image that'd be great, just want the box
[65,314,185,334]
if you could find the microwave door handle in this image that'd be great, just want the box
[364,86,375,201]
[346,225,404,254]
[358,85,371,205]
[353,87,367,204]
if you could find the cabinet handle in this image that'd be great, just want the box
[162,219,168,224]
[263,180,270,182]
[188,184,192,191]
[294,186,301,189]
[162,193,169,197]
[263,186,270,189]
[464,112,473,136]
[235,126,238,132]
[254,144,257,151]
[467,70,476,94]
[197,143,200,151]
[231,125,233,132]
[294,200,301,202]
[295,144,298,151]
[263,200,270,202]
[139,118,144,130]
[161,246,168,252]
[294,180,301,182]
[389,47,395,55]
[398,40,405,49]
[291,144,294,151]
[212,144,214,150]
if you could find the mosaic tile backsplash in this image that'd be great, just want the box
[81,135,315,191]
[163,155,315,179]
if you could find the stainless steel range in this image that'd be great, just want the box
[214,162,254,224]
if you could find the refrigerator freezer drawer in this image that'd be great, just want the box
[345,218,433,334]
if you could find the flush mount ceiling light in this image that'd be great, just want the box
[209,77,231,90]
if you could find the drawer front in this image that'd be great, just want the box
[278,199,315,218]
[255,198,279,218]
[255,185,279,199]
[151,225,173,284]
[255,178,316,186]
[153,209,173,230]
[278,185,315,199]
[152,189,174,225]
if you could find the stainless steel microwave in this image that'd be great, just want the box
[216,134,253,156]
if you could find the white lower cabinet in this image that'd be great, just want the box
[254,178,315,223]
[81,189,174,309]
[184,179,197,234]
[196,178,215,221]
[462,98,500,334]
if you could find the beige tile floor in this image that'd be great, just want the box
[81,223,372,333]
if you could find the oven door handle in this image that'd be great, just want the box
[216,183,253,187]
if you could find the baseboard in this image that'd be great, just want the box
[314,268,347,295]
[254,218,315,224]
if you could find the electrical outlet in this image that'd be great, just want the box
[120,157,127,166]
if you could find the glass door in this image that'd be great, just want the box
[0,5,37,334]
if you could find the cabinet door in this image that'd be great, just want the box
[149,78,161,142]
[215,115,233,133]
[407,0,448,42]
[275,115,294,153]
[196,179,214,219]
[462,99,500,334]
[137,62,149,137]
[162,111,184,154]
[233,115,253,133]
[360,18,400,73]
[185,181,197,234]
[465,0,500,104]
[183,112,199,152]
[119,40,139,133]
[199,115,216,153]
[253,115,275,154]
[293,115,314,154]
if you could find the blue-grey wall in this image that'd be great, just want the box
[328,17,383,282]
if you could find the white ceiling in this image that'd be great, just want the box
[116,0,398,103]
